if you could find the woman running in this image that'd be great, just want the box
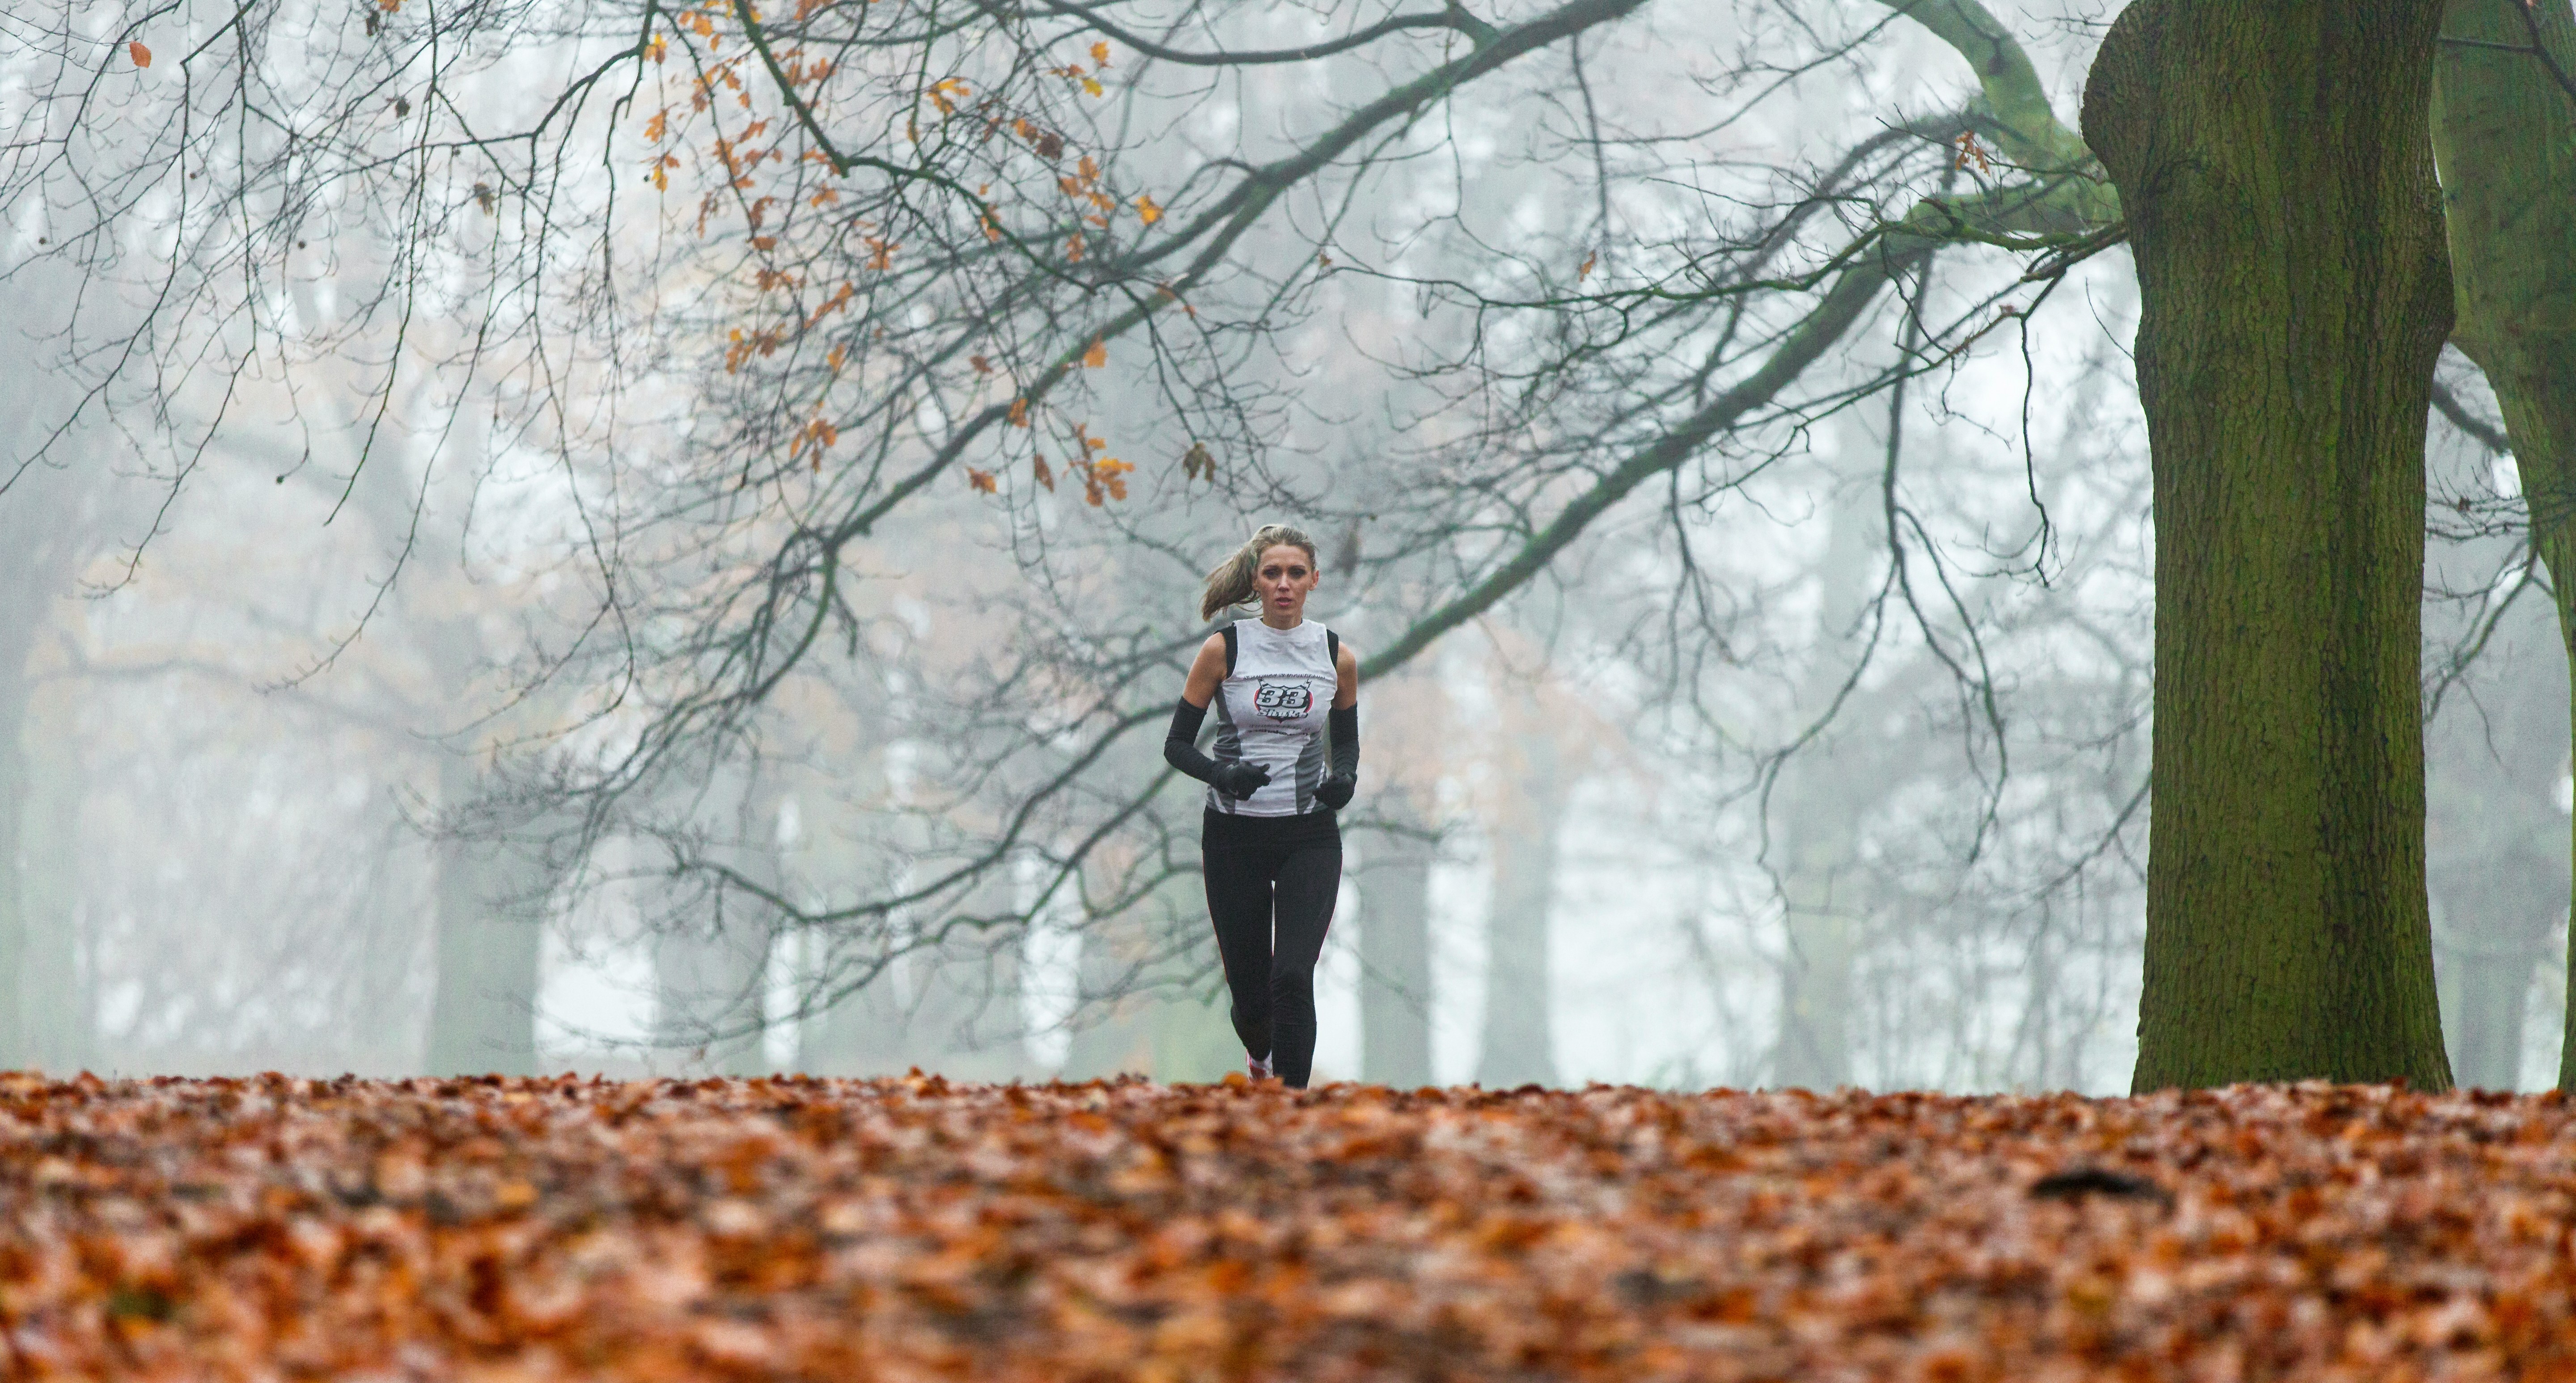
[1161,524,1359,1088]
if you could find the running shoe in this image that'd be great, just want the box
[1247,1053,1275,1082]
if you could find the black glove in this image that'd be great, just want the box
[1317,703,1359,810]
[1209,760,1272,801]
[1167,700,1273,802]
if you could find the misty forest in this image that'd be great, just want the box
[18,0,2576,1375]
[6,0,2570,1100]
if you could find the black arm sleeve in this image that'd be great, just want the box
[1327,704,1358,780]
[1164,698,1220,784]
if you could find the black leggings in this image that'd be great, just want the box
[1202,808,1342,1088]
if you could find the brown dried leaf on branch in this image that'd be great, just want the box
[5,1074,2576,1379]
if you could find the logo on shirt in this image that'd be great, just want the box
[1253,682,1313,720]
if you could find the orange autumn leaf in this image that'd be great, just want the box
[1082,338,1106,368]
[1093,456,1131,501]
[128,40,151,67]
[1134,194,1161,225]
[966,467,997,493]
[1090,40,1110,67]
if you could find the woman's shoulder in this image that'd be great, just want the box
[1191,629,1231,670]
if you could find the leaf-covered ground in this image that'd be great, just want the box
[5,1072,2573,1380]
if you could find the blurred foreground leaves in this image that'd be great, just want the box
[5,1073,2576,1378]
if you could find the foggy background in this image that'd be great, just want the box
[0,0,2556,1095]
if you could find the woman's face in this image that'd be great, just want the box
[1254,544,1320,623]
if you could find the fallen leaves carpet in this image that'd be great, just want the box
[5,1072,2573,1380]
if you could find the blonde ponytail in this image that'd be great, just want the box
[1199,523,1319,622]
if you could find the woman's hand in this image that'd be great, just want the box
[1210,761,1272,801]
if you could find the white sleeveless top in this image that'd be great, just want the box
[1208,618,1338,816]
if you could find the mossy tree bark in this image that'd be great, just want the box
[2082,1,2457,1090]
[2426,0,2576,1090]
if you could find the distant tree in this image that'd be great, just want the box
[2428,0,2576,1088]
[0,284,121,1070]
[1474,651,1576,1089]
[1351,666,1451,1089]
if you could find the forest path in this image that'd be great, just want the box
[1,1072,2564,1378]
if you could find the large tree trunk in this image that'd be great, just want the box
[2427,0,2576,1089]
[2083,0,2457,1091]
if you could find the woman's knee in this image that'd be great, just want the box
[1268,968,1317,1012]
